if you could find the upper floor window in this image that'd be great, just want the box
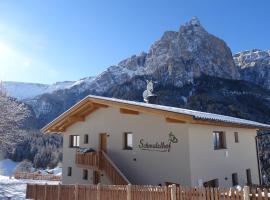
[234,132,239,143]
[213,131,226,150]
[123,132,133,150]
[84,134,89,144]
[69,135,80,148]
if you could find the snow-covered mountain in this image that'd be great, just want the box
[3,82,50,100]
[3,77,95,100]
[234,49,270,89]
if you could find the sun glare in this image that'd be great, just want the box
[0,42,11,56]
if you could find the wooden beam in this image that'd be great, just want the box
[120,108,139,115]
[165,117,186,123]
[92,102,109,108]
[68,115,85,122]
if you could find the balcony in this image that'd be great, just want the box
[75,151,99,170]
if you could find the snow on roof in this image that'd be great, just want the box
[87,95,270,129]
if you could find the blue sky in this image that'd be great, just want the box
[0,0,269,84]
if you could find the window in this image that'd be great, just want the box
[69,135,80,147]
[213,131,226,150]
[232,173,239,186]
[84,134,89,144]
[246,169,252,185]
[123,132,133,150]
[203,179,219,187]
[234,132,239,143]
[83,169,88,180]
[67,167,72,176]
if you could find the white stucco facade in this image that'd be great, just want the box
[61,106,260,187]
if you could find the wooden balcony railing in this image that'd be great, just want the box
[75,150,131,185]
[75,151,99,169]
[99,150,130,185]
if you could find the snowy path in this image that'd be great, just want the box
[0,175,60,199]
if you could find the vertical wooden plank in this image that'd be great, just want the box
[44,183,47,200]
[75,183,78,200]
[262,188,268,200]
[258,188,263,200]
[57,183,61,200]
[34,184,37,200]
[171,184,177,200]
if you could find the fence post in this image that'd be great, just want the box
[126,184,131,200]
[171,184,177,200]
[75,183,78,200]
[97,183,101,200]
[34,184,37,200]
[243,186,250,200]
[57,183,61,200]
[44,183,47,200]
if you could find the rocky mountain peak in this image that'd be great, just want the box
[189,16,201,26]
[144,17,239,86]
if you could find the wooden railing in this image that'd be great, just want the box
[75,150,130,185]
[14,172,61,181]
[99,150,131,185]
[75,151,99,169]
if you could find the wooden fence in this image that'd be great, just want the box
[26,183,270,200]
[14,172,61,181]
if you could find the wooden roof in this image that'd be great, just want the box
[41,95,270,133]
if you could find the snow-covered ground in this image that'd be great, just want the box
[0,159,62,199]
[0,175,60,199]
[0,159,19,176]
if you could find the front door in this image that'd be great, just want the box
[99,133,107,153]
[93,170,101,184]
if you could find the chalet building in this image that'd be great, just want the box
[42,95,270,187]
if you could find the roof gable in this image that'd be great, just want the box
[41,95,270,133]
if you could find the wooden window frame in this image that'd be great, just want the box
[234,132,239,143]
[69,135,80,148]
[123,132,133,150]
[83,169,88,180]
[84,134,89,144]
[232,173,239,186]
[67,167,72,176]
[213,131,226,150]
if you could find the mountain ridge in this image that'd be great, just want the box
[1,17,270,127]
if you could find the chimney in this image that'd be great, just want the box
[143,80,158,104]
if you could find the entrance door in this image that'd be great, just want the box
[99,133,107,153]
[93,170,101,184]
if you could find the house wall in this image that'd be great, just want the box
[62,106,191,185]
[62,106,259,187]
[188,125,259,187]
